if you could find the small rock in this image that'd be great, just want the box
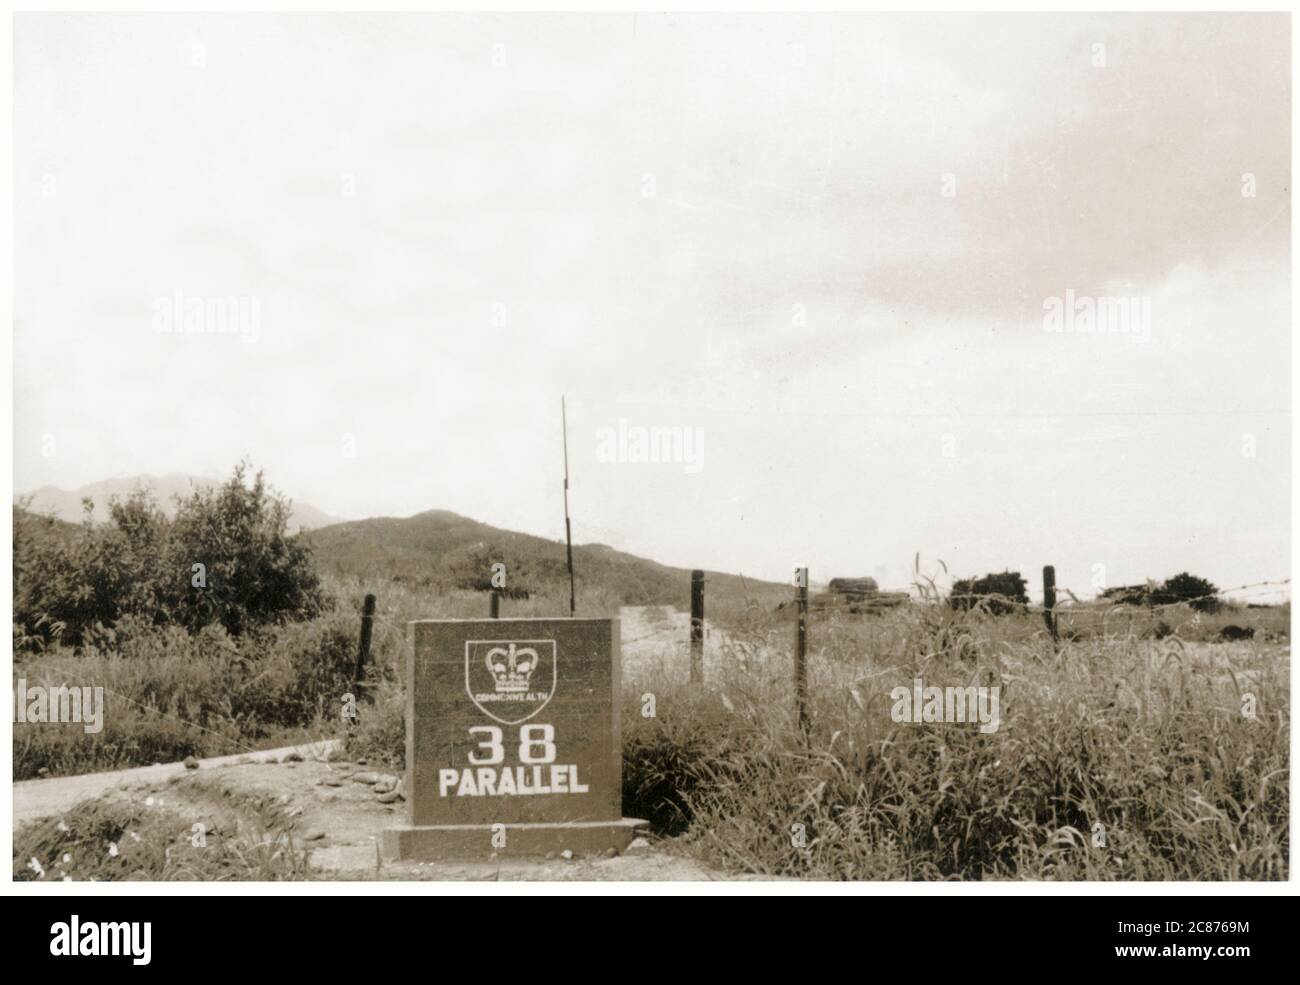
[283,751,304,763]
[319,777,343,788]
[560,849,574,860]
[302,830,326,842]
[626,837,651,854]
[603,847,619,859]
[378,790,400,804]
[356,758,368,766]
[285,763,297,769]
[351,772,383,785]
[183,756,200,770]
[320,793,337,804]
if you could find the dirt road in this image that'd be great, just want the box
[618,604,733,685]
[12,740,343,828]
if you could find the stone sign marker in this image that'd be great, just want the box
[382,617,646,860]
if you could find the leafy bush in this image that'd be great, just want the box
[167,465,325,634]
[949,571,1028,615]
[1100,574,1221,613]
[1153,572,1220,612]
[13,462,325,650]
[343,680,406,768]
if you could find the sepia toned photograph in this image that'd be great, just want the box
[6,5,1292,911]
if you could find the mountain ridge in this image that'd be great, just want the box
[15,476,789,609]
[15,473,344,534]
[303,509,788,610]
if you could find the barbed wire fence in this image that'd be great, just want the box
[675,567,1291,729]
[28,570,1281,774]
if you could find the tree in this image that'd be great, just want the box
[949,571,1029,615]
[12,463,327,650]
[1154,572,1220,613]
[166,463,326,635]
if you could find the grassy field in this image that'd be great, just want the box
[621,601,1288,879]
[15,588,1289,880]
[13,497,1289,880]
[333,587,1289,881]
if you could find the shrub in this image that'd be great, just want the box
[167,464,325,634]
[13,462,325,650]
[1153,572,1220,613]
[343,680,406,768]
[949,571,1028,615]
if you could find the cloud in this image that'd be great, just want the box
[13,12,1289,592]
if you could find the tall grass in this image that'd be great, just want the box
[15,797,311,881]
[13,610,358,779]
[15,575,624,780]
[345,583,1288,879]
[622,595,1288,879]
[18,558,1288,881]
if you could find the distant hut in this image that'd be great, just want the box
[826,575,908,613]
[828,576,879,599]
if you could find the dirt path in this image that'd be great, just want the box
[618,604,734,685]
[12,740,343,828]
[46,754,723,881]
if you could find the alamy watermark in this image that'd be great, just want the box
[12,679,104,734]
[1042,289,1151,343]
[890,677,1000,734]
[152,289,260,342]
[595,419,705,474]
[50,916,151,965]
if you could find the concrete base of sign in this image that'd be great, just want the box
[382,818,648,861]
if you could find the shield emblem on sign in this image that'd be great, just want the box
[464,639,557,725]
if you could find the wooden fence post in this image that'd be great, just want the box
[354,593,376,692]
[690,570,705,684]
[794,566,809,733]
[1042,565,1059,647]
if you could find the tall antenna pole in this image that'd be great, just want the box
[562,395,576,615]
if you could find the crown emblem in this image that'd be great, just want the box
[484,643,539,693]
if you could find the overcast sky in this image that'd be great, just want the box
[14,12,1290,598]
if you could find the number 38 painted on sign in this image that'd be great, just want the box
[467,724,556,765]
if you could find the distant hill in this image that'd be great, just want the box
[13,479,788,611]
[304,509,787,610]
[12,506,81,548]
[15,474,343,535]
